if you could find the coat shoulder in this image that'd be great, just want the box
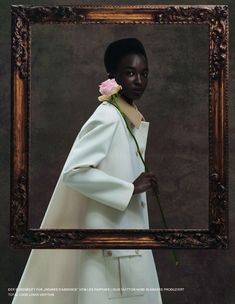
[91,102,122,125]
[78,102,122,137]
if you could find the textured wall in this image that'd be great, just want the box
[1,1,234,304]
[29,23,208,229]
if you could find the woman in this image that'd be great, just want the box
[12,38,163,304]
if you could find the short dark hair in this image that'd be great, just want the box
[104,38,147,76]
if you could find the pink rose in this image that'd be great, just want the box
[98,79,122,98]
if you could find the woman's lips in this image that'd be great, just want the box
[132,89,143,95]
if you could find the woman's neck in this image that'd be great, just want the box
[120,93,133,106]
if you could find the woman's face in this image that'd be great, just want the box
[112,53,149,104]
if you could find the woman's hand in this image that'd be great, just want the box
[133,172,159,195]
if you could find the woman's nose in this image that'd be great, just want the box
[134,74,142,85]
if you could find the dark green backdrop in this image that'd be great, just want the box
[1,1,234,303]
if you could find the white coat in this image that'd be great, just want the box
[12,98,163,304]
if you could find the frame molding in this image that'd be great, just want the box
[11,5,229,249]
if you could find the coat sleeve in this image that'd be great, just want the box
[62,105,134,212]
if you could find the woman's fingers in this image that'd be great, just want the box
[133,172,159,195]
[145,172,159,194]
[151,177,158,186]
[145,172,158,184]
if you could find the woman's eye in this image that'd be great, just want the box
[126,71,148,78]
[127,71,134,76]
[143,72,148,78]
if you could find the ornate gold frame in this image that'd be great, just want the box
[11,5,229,249]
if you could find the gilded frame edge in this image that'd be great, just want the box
[10,4,229,249]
